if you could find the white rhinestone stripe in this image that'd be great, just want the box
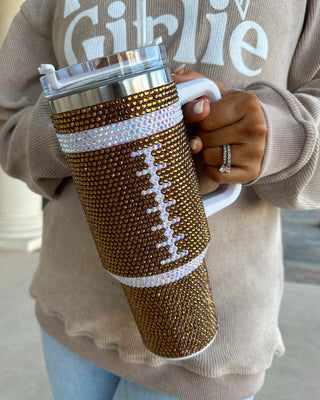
[109,246,208,288]
[57,101,183,153]
[131,144,188,266]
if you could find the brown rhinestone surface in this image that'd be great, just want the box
[53,82,217,358]
[123,262,218,358]
[52,82,178,133]
[65,122,210,277]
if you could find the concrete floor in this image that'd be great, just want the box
[257,283,320,400]
[0,250,53,400]
[1,209,320,400]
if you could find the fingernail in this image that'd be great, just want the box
[190,138,198,150]
[173,64,186,74]
[193,100,205,114]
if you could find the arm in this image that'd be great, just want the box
[247,72,320,210]
[244,0,320,210]
[174,1,320,211]
[0,0,70,199]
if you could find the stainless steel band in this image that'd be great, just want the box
[48,68,172,114]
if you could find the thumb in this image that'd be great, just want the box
[172,70,204,84]
[172,64,186,75]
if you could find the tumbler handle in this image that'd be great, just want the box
[176,78,241,217]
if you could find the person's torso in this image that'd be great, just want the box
[52,0,307,89]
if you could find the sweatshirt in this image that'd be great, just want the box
[0,1,319,399]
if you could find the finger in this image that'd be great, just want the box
[189,136,203,154]
[198,111,267,148]
[201,145,262,183]
[198,90,264,133]
[201,144,246,167]
[202,143,264,173]
[182,97,211,124]
[172,70,204,84]
[197,122,246,148]
[204,165,251,184]
[202,145,234,167]
[172,64,186,75]
[197,93,246,132]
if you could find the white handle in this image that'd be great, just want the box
[176,78,241,217]
[177,78,222,105]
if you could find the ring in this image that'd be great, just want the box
[219,144,231,173]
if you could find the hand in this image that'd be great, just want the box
[173,70,267,184]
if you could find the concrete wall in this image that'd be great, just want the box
[0,0,25,47]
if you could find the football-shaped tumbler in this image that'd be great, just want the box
[39,45,241,359]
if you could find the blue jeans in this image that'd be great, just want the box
[41,329,255,400]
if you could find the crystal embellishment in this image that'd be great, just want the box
[57,101,183,153]
[131,144,188,266]
[109,246,208,288]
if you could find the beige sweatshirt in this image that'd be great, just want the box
[0,1,320,399]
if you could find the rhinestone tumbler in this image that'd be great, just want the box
[39,45,241,359]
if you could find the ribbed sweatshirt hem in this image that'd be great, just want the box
[35,302,265,400]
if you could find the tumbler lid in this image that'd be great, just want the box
[39,44,169,99]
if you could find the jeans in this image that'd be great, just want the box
[41,329,255,400]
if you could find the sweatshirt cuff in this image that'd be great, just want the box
[26,94,71,197]
[246,83,306,184]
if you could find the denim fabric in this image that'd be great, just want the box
[41,329,254,400]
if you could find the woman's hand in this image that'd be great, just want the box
[173,70,267,184]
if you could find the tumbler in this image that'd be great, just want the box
[39,45,241,359]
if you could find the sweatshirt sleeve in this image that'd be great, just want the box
[246,0,320,210]
[0,0,70,199]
